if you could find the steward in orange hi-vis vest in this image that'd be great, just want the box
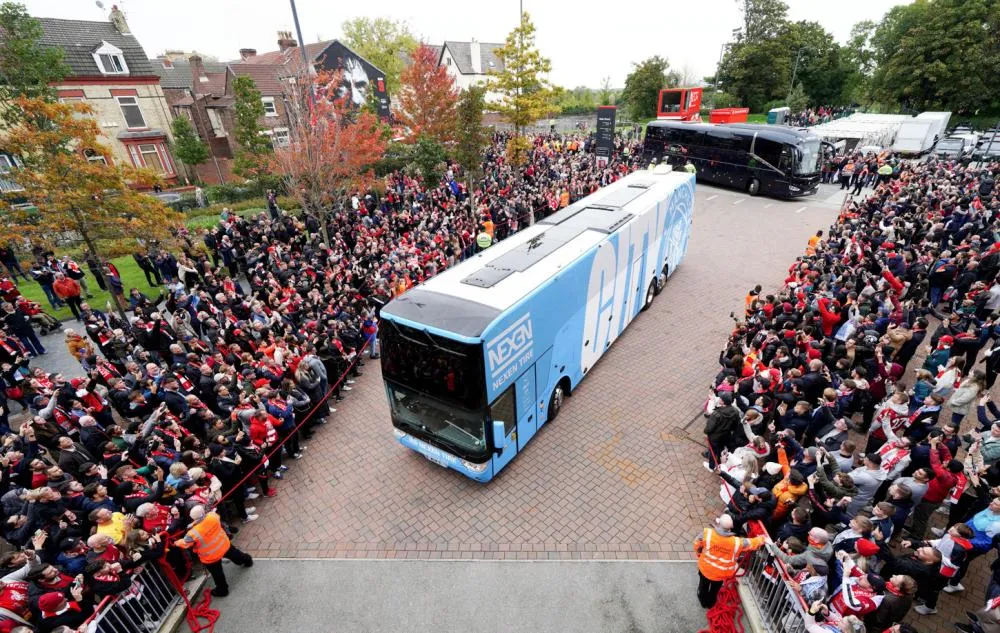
[694,514,766,608]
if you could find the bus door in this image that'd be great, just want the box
[488,376,520,474]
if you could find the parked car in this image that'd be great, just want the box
[973,139,1000,162]
[933,136,972,159]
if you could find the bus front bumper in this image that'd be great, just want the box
[394,430,494,482]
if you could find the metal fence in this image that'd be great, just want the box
[87,563,183,633]
[738,546,808,633]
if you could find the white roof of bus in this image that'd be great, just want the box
[417,168,690,313]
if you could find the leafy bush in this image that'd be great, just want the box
[763,99,788,113]
[204,184,255,204]
[166,194,199,212]
[712,92,743,109]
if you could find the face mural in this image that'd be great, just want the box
[338,55,369,107]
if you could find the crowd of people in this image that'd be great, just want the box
[791,106,855,128]
[0,130,643,630]
[696,154,1000,633]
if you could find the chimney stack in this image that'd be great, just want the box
[277,31,297,53]
[189,55,208,91]
[239,48,257,61]
[109,4,130,34]
[469,38,481,75]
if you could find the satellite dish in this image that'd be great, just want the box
[95,0,104,8]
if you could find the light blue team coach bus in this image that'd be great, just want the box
[378,165,695,482]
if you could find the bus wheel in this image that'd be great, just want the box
[654,265,668,295]
[548,384,565,422]
[642,281,656,311]
[747,178,761,196]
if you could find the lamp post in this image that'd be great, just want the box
[788,48,808,103]
[713,28,741,108]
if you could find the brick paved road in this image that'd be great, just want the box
[235,183,842,563]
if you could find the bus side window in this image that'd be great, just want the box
[490,386,517,436]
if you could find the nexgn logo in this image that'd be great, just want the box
[486,314,534,389]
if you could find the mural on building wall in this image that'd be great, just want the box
[315,41,390,118]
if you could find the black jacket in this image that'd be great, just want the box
[704,405,740,445]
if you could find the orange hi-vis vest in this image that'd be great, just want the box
[694,528,765,581]
[178,511,230,564]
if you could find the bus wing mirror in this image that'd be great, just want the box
[492,420,507,450]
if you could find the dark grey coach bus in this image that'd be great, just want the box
[643,120,824,198]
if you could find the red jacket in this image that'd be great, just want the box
[816,298,841,337]
[925,444,958,504]
[52,277,81,299]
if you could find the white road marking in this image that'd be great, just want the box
[732,198,745,205]
[795,206,807,214]
[706,195,718,201]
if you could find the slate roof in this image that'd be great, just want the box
[236,41,332,76]
[235,39,385,79]
[441,41,504,75]
[36,17,155,77]
[151,58,228,90]
[227,64,287,96]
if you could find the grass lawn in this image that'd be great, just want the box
[16,255,159,322]
[747,113,768,123]
[13,207,272,322]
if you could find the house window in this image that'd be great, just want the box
[92,41,129,75]
[116,96,146,129]
[84,149,107,166]
[446,57,452,66]
[272,127,290,148]
[138,143,166,174]
[261,97,277,117]
[206,109,226,137]
[99,53,125,73]
[0,154,24,193]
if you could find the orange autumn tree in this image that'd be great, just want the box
[394,44,459,144]
[0,97,181,317]
[272,70,387,245]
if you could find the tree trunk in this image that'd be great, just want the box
[71,208,129,323]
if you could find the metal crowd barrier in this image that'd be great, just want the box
[86,563,182,633]
[738,545,808,633]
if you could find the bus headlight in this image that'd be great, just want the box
[461,459,489,473]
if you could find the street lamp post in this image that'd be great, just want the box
[788,48,807,103]
[713,28,741,109]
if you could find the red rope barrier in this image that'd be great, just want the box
[159,557,220,633]
[211,338,370,508]
[698,579,746,633]
[702,434,810,626]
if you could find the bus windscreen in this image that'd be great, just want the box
[795,139,822,174]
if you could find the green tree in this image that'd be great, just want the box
[870,0,1000,113]
[738,0,789,43]
[488,11,555,136]
[787,83,808,112]
[453,85,488,215]
[231,75,273,180]
[0,1,69,125]
[782,21,848,106]
[341,17,418,95]
[409,134,447,186]
[599,76,613,106]
[170,114,209,173]
[620,56,672,120]
[841,20,878,104]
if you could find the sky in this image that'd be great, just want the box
[22,0,910,88]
